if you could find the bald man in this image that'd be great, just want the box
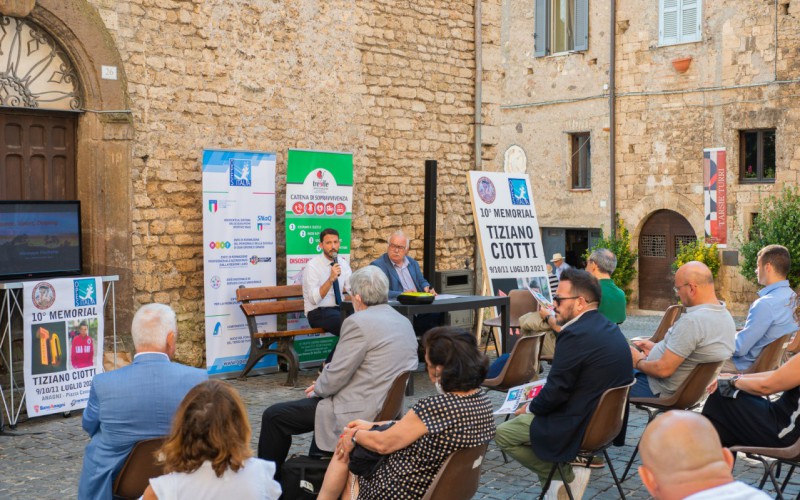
[629,261,735,398]
[639,411,769,499]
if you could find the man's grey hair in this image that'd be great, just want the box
[350,265,390,306]
[131,303,177,350]
[388,230,410,250]
[589,248,618,275]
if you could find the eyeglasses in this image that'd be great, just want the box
[552,295,581,306]
[673,283,692,294]
[389,243,406,251]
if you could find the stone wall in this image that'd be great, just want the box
[82,0,477,364]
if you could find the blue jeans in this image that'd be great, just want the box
[630,371,658,398]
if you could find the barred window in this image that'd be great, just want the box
[640,235,667,258]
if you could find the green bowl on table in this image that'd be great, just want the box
[396,292,435,305]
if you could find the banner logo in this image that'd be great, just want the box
[250,255,272,265]
[74,279,98,307]
[209,241,232,249]
[32,283,56,310]
[476,177,496,204]
[229,159,252,187]
[210,275,221,289]
[212,322,221,336]
[208,200,218,213]
[508,178,531,206]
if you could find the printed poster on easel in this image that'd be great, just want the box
[285,149,353,365]
[468,171,550,351]
[202,149,277,377]
[23,277,103,417]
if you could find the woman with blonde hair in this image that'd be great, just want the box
[143,380,281,500]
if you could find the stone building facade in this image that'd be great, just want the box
[0,0,480,366]
[482,0,800,314]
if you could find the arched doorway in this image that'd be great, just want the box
[638,209,697,311]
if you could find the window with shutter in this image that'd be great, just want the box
[534,0,589,57]
[659,0,702,46]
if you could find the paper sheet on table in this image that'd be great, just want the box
[493,379,547,415]
[434,294,461,300]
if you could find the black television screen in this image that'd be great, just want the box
[0,201,82,281]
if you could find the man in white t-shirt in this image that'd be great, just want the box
[639,410,770,500]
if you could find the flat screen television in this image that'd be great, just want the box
[0,201,82,282]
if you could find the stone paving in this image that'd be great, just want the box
[0,313,795,499]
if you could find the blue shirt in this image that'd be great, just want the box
[732,280,798,371]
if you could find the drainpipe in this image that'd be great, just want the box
[609,0,617,238]
[474,0,483,171]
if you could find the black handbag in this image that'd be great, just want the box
[348,422,395,478]
[281,454,331,499]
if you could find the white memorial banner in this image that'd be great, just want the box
[23,277,103,417]
[468,171,551,298]
[202,149,277,377]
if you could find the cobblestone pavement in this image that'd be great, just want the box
[1,313,793,499]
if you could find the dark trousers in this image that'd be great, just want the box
[413,312,444,337]
[258,396,321,481]
[307,307,342,364]
[702,390,797,448]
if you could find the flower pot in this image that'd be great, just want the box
[0,0,36,18]
[671,57,692,73]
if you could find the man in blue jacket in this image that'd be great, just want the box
[78,304,207,500]
[495,269,633,499]
[371,230,441,339]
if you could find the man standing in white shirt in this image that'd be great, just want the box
[302,228,352,362]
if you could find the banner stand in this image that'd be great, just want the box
[0,275,118,428]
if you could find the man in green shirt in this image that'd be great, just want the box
[587,248,627,324]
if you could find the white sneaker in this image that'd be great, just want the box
[543,480,564,500]
[563,466,591,500]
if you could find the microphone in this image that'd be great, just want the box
[331,251,338,265]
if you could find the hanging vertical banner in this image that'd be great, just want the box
[23,277,103,417]
[703,148,727,247]
[285,149,353,364]
[202,149,277,376]
[468,171,550,350]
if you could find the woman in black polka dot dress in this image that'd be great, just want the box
[319,327,496,499]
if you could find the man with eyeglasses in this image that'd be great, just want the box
[629,261,735,398]
[371,230,442,342]
[495,268,632,499]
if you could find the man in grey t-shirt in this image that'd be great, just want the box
[630,262,735,398]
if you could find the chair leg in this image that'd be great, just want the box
[538,463,559,500]
[781,464,796,493]
[604,449,626,499]
[620,442,639,482]
[557,463,575,500]
[766,460,786,500]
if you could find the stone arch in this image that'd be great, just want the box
[624,192,705,247]
[27,1,134,326]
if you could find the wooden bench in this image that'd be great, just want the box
[236,285,326,386]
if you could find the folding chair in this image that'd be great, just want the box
[112,437,166,500]
[482,332,545,394]
[375,371,411,421]
[731,436,800,500]
[620,361,723,481]
[483,289,537,356]
[421,442,489,500]
[645,305,684,345]
[539,381,636,500]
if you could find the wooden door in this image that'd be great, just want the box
[638,210,696,311]
[0,110,77,200]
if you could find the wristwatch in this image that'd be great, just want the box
[730,375,741,389]
[351,430,359,445]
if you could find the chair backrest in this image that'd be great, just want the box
[637,361,722,409]
[421,442,488,500]
[112,437,166,500]
[482,332,545,390]
[786,331,800,355]
[580,381,635,452]
[745,334,792,374]
[375,371,410,421]
[649,305,684,344]
[508,289,538,326]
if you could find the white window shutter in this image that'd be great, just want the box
[535,0,549,57]
[660,0,679,45]
[681,0,701,42]
[573,0,589,51]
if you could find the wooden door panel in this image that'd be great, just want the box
[0,110,76,200]
[638,210,696,311]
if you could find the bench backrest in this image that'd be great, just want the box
[237,285,306,317]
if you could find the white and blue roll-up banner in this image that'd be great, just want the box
[202,149,277,376]
[23,277,104,417]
